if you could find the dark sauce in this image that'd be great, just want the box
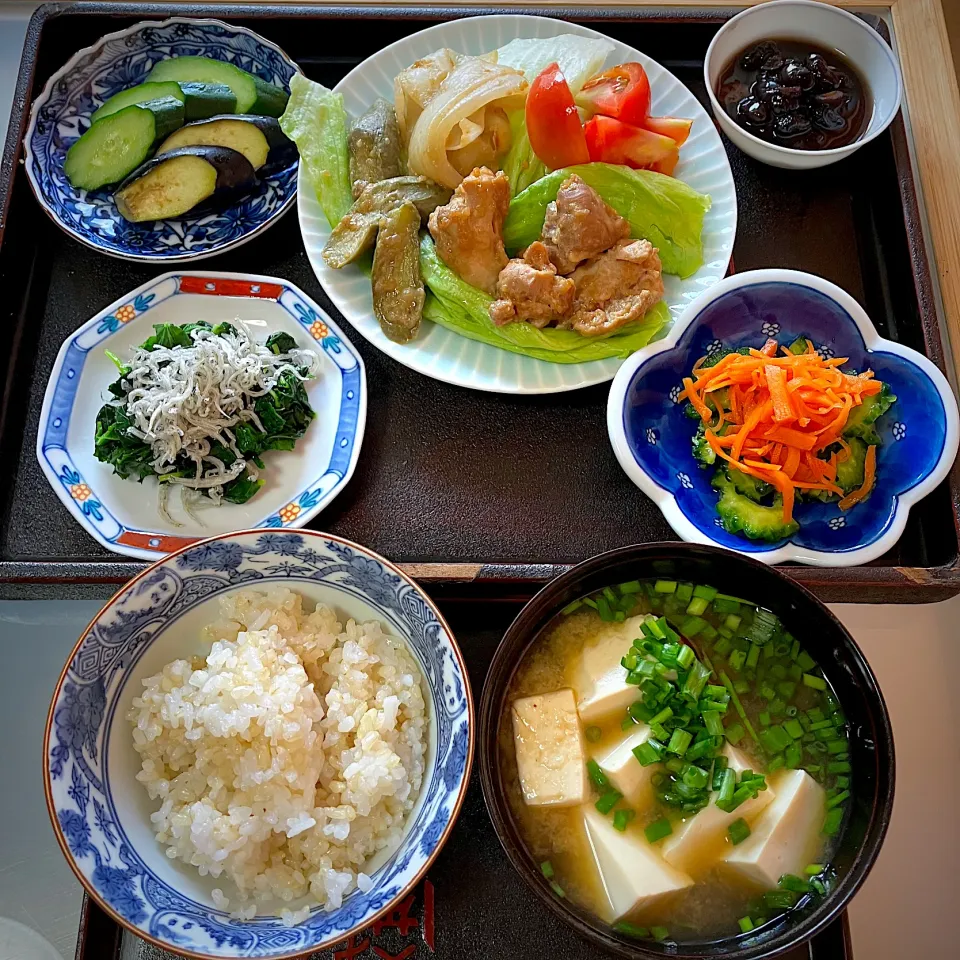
[717,39,869,151]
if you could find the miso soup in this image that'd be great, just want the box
[499,579,849,944]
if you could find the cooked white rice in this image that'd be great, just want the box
[128,587,427,919]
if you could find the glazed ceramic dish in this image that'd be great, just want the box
[607,270,959,565]
[479,542,894,959]
[36,272,366,560]
[703,1,902,170]
[44,530,473,959]
[300,14,736,394]
[24,18,298,262]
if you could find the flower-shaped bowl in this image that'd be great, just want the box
[24,17,298,262]
[44,529,473,959]
[37,271,366,560]
[607,270,959,565]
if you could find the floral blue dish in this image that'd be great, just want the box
[24,18,298,262]
[607,270,959,566]
[44,530,473,959]
[37,271,366,561]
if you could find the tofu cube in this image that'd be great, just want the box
[661,743,776,875]
[724,769,826,888]
[572,615,652,724]
[595,724,657,810]
[511,689,589,807]
[582,803,694,921]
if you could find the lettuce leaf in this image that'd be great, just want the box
[279,74,352,229]
[504,163,711,279]
[496,35,614,91]
[420,235,670,364]
[501,109,547,197]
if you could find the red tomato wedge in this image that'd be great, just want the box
[583,115,680,175]
[642,115,693,146]
[577,62,651,126]
[526,62,590,169]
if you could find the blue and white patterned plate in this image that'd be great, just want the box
[24,18,298,262]
[36,272,366,561]
[607,270,960,566]
[44,530,473,959]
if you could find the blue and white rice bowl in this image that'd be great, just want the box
[24,18,298,262]
[44,530,473,959]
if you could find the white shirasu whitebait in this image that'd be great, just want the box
[114,326,319,520]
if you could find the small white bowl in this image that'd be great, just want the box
[704,0,902,169]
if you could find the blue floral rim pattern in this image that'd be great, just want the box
[45,531,472,959]
[36,272,366,560]
[24,18,299,262]
[608,273,960,566]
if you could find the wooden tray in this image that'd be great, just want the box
[1,3,958,604]
[70,596,856,960]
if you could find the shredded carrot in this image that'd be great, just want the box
[838,445,878,510]
[683,341,887,515]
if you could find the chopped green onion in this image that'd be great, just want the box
[602,586,617,604]
[619,580,642,594]
[595,789,622,814]
[655,580,677,593]
[779,873,811,893]
[826,739,848,755]
[728,649,747,671]
[767,754,785,773]
[586,759,610,790]
[759,725,793,754]
[705,684,729,701]
[613,921,649,939]
[561,600,583,615]
[682,763,709,789]
[785,743,802,769]
[633,740,663,766]
[613,808,636,832]
[783,719,804,740]
[651,926,669,942]
[724,613,743,631]
[803,673,827,691]
[703,710,724,737]
[827,761,852,774]
[686,596,709,617]
[585,725,602,743]
[693,584,718,600]
[596,596,615,622]
[714,636,733,656]
[804,863,825,876]
[734,679,751,695]
[728,817,751,845]
[649,706,674,726]
[549,879,565,897]
[614,611,625,622]
[763,889,797,909]
[713,597,740,615]
[676,644,696,669]
[726,722,745,745]
[582,597,598,610]
[645,817,673,843]
[681,616,708,637]
[540,860,554,879]
[746,643,761,669]
[826,789,850,810]
[759,711,771,727]
[712,755,728,790]
[676,582,694,603]
[822,806,844,836]
[682,661,711,701]
[797,650,816,671]
[809,719,835,732]
[716,767,736,809]
[738,916,754,934]
[620,716,634,731]
[666,728,693,756]
[835,775,850,789]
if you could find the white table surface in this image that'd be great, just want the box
[1,5,958,959]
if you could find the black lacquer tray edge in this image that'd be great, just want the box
[1,2,957,605]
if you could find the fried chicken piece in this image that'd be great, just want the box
[563,239,665,336]
[489,241,576,327]
[428,166,510,295]
[541,174,631,275]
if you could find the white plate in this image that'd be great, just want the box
[37,272,366,560]
[300,13,737,394]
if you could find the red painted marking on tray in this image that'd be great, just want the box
[178,276,283,299]
[373,947,416,960]
[373,894,418,937]
[423,880,434,951]
[334,934,370,960]
[116,531,199,552]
